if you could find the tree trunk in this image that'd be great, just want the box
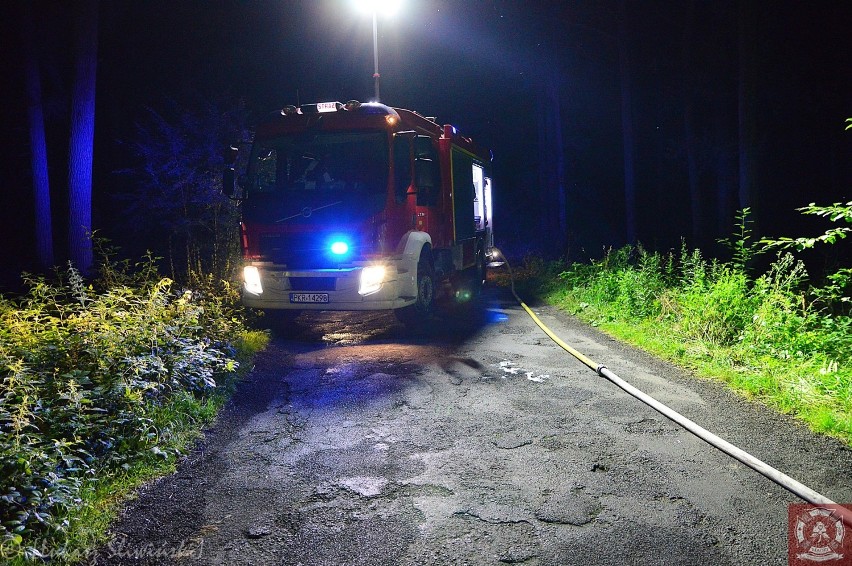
[714,114,736,238]
[551,80,568,252]
[619,0,637,244]
[68,0,99,274]
[536,76,567,255]
[682,0,702,247]
[737,0,756,220]
[22,4,54,269]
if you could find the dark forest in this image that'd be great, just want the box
[1,0,850,285]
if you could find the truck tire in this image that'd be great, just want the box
[450,245,486,311]
[472,244,486,295]
[395,247,435,325]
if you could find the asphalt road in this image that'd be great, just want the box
[92,286,852,565]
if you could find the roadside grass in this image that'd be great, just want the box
[0,258,268,564]
[496,238,852,447]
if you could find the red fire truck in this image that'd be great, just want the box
[224,100,494,324]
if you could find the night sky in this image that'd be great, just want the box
[2,0,851,284]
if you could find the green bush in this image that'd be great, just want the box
[741,252,812,357]
[539,205,852,444]
[0,258,258,561]
[675,265,754,345]
[556,246,668,323]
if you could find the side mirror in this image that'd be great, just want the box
[415,158,435,188]
[393,130,417,140]
[414,135,433,159]
[224,145,239,164]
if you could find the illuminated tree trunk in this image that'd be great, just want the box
[23,4,54,269]
[619,0,637,244]
[68,0,99,273]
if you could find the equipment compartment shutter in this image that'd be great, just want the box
[451,147,475,241]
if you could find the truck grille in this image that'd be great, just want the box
[259,233,332,269]
[258,231,374,269]
[288,277,336,291]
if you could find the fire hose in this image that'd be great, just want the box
[492,248,852,529]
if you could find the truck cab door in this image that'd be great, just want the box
[414,135,440,234]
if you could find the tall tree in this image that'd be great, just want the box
[537,76,567,255]
[714,113,736,239]
[737,1,757,223]
[68,0,99,273]
[619,0,637,244]
[22,4,54,269]
[681,0,702,247]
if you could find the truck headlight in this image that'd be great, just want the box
[243,266,263,295]
[359,265,386,296]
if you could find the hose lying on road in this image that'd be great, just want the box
[493,249,852,528]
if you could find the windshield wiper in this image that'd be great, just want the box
[276,201,343,223]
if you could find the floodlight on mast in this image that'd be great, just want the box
[353,0,402,102]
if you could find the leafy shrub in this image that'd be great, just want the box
[741,253,812,357]
[556,246,666,322]
[762,201,852,253]
[119,99,249,280]
[539,204,852,444]
[0,257,255,561]
[490,251,565,298]
[675,264,755,345]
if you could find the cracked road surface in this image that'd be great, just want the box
[94,287,852,565]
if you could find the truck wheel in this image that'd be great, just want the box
[457,245,486,302]
[472,245,486,295]
[395,249,435,325]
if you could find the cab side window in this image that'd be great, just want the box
[394,136,412,204]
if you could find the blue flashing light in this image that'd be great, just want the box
[330,241,349,255]
[360,103,392,115]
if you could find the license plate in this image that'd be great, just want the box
[290,293,329,304]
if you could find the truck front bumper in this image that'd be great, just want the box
[240,263,416,311]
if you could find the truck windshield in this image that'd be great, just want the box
[250,131,388,196]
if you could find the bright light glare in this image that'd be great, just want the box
[359,265,386,295]
[243,266,263,295]
[354,0,402,17]
[331,241,349,255]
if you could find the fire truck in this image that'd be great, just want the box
[223,100,494,324]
